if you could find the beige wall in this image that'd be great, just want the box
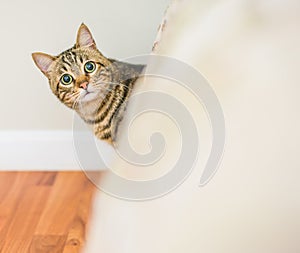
[0,0,169,130]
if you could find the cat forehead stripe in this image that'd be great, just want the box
[59,49,88,68]
[61,56,72,67]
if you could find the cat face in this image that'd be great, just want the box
[32,24,113,113]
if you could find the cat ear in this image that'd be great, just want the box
[32,52,55,76]
[76,23,96,48]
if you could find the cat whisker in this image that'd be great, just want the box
[94,80,131,88]
[72,93,82,109]
[92,85,127,95]
[93,82,131,92]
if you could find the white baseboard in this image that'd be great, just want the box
[0,131,83,171]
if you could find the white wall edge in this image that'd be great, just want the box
[0,130,88,171]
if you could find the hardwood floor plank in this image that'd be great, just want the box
[35,172,58,186]
[0,185,51,252]
[35,172,90,235]
[63,179,96,253]
[29,235,67,253]
[0,172,97,253]
[0,172,19,202]
[0,173,29,252]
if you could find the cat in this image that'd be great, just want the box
[32,23,145,144]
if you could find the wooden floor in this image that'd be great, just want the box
[0,172,97,253]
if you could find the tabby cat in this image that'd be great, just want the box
[32,24,144,143]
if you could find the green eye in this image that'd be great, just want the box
[61,74,73,85]
[84,61,96,73]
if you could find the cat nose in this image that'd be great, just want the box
[80,82,89,90]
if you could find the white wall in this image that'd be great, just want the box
[0,0,169,130]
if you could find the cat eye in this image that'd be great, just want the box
[61,74,73,85]
[84,61,96,73]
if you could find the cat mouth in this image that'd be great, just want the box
[80,90,97,102]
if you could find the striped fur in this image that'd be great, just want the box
[32,24,144,144]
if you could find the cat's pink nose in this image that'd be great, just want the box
[80,82,89,90]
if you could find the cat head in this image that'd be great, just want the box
[32,23,114,112]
